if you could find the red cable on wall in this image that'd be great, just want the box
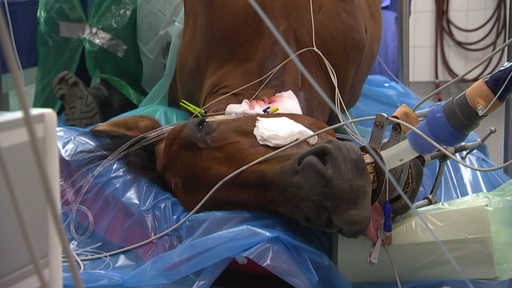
[434,0,506,92]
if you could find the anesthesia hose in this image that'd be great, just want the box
[382,57,512,170]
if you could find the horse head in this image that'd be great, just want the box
[93,112,375,238]
[153,113,373,237]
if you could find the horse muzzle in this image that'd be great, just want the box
[285,139,373,237]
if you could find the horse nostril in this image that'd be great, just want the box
[297,145,331,168]
[313,147,330,167]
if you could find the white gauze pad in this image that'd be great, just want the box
[253,117,317,147]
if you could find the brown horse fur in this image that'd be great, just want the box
[91,0,396,239]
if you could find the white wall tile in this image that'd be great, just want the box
[412,0,434,12]
[439,46,468,79]
[449,0,469,11]
[411,46,435,81]
[411,11,435,47]
[467,0,489,10]
[446,10,469,37]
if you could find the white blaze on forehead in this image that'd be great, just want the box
[253,117,318,147]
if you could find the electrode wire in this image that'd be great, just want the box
[77,115,373,261]
[0,7,84,288]
[383,245,403,288]
[328,119,473,287]
[198,2,363,144]
[248,0,362,143]
[63,124,179,247]
[413,36,512,111]
[65,2,504,286]
[76,118,363,261]
[73,114,472,288]
[388,116,512,172]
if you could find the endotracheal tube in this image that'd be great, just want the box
[381,57,512,170]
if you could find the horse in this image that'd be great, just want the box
[92,0,420,243]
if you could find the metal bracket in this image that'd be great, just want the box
[367,113,411,201]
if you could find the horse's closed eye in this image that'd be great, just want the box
[197,118,208,134]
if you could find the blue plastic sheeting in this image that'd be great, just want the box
[58,106,350,287]
[369,0,401,78]
[58,76,510,287]
[369,9,398,78]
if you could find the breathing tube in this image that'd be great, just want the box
[381,57,512,170]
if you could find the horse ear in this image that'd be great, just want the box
[91,116,161,138]
[90,115,167,189]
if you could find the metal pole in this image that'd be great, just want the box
[0,58,6,110]
[504,0,512,176]
[0,5,8,110]
[397,0,410,86]
[0,17,5,110]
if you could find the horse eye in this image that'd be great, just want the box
[197,118,208,133]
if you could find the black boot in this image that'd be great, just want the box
[53,71,103,128]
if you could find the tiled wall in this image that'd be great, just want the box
[410,0,507,82]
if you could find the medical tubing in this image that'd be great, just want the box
[412,37,512,111]
[383,200,392,233]
[408,94,481,154]
[409,58,512,155]
[0,8,84,288]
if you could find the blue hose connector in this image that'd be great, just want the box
[408,101,468,155]
[408,57,512,156]
[383,200,393,233]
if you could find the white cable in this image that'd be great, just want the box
[247,0,342,122]
[67,2,503,286]
[197,0,364,144]
[383,245,402,288]
[77,120,345,261]
[66,124,176,218]
[388,117,512,172]
[413,37,512,111]
[74,116,372,261]
[70,114,478,288]
[0,8,84,288]
[251,0,362,142]
[377,55,404,85]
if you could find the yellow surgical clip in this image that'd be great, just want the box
[180,99,206,117]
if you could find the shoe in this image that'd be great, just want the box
[52,71,103,128]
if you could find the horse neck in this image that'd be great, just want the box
[198,79,336,124]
